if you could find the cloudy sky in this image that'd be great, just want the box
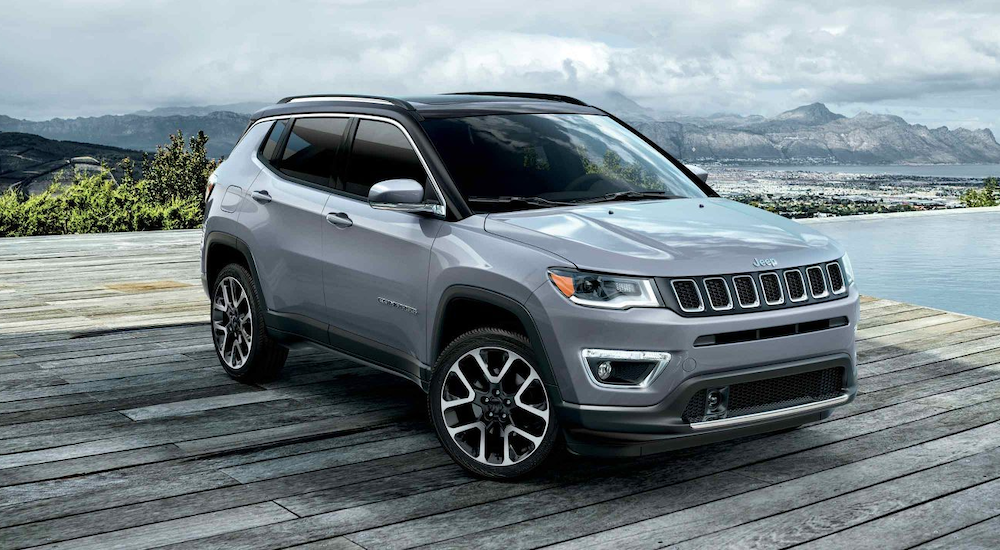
[2,0,999,132]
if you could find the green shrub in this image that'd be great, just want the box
[960,177,998,208]
[0,131,219,237]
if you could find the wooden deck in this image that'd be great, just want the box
[2,230,1000,549]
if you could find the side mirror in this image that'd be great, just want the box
[368,179,444,216]
[686,164,709,183]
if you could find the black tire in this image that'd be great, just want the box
[429,328,561,479]
[210,263,287,382]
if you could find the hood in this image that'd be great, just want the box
[484,198,841,277]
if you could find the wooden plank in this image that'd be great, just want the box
[22,502,296,550]
[651,445,1000,550]
[798,477,1000,550]
[445,426,1000,550]
[912,515,1000,549]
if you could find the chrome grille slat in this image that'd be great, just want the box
[703,277,733,311]
[784,270,807,302]
[759,272,784,305]
[671,279,705,312]
[732,275,760,308]
[806,266,829,298]
[827,262,846,294]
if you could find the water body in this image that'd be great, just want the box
[738,164,1000,179]
[803,209,1000,321]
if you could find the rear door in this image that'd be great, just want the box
[321,117,445,372]
[240,116,350,324]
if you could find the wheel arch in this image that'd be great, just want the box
[431,286,560,391]
[204,231,268,311]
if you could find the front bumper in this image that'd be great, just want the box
[556,353,855,457]
[524,281,859,456]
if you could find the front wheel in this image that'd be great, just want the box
[429,328,561,479]
[211,263,287,382]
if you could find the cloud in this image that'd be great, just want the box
[0,0,999,132]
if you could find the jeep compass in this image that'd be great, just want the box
[201,92,858,478]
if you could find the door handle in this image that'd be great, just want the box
[251,190,272,204]
[326,212,353,228]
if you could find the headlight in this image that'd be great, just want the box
[548,269,660,309]
[841,253,855,286]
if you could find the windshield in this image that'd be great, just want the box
[420,113,709,212]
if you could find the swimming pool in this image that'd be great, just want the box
[801,208,1000,321]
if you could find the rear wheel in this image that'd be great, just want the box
[211,263,287,382]
[429,328,560,479]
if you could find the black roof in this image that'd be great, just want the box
[250,93,604,122]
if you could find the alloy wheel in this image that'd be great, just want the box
[440,346,550,466]
[212,276,253,370]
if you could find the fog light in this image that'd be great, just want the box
[704,386,730,420]
[582,349,671,388]
[596,361,613,381]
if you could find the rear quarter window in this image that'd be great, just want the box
[260,119,287,161]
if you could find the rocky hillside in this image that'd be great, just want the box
[622,103,1000,164]
[0,133,141,194]
[0,111,247,158]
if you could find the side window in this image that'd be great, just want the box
[260,119,287,161]
[342,120,428,198]
[274,117,349,186]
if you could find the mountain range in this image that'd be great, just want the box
[0,111,248,158]
[2,96,999,164]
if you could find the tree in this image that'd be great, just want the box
[140,131,219,206]
[960,177,998,208]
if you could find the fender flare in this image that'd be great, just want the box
[431,285,560,391]
[204,231,268,311]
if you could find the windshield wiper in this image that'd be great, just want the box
[467,196,577,207]
[575,191,682,204]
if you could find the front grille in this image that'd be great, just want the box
[703,278,732,310]
[682,367,845,423]
[827,262,845,294]
[784,270,807,302]
[732,275,759,308]
[671,280,704,312]
[759,273,784,305]
[660,260,849,317]
[807,266,828,298]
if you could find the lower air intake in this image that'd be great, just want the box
[682,367,844,423]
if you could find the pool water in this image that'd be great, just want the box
[802,209,1000,321]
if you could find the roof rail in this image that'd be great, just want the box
[445,91,589,107]
[276,95,415,111]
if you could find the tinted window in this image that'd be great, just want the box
[275,117,349,186]
[420,114,708,212]
[260,119,287,161]
[343,120,427,198]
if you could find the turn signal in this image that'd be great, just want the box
[549,272,576,298]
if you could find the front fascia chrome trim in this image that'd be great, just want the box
[731,274,760,308]
[806,266,830,299]
[689,393,850,431]
[581,349,672,389]
[758,272,785,306]
[671,279,705,313]
[784,269,809,302]
[827,262,847,294]
[246,113,449,218]
[702,277,734,311]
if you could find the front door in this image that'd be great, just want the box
[321,118,444,373]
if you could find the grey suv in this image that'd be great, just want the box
[202,92,858,478]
